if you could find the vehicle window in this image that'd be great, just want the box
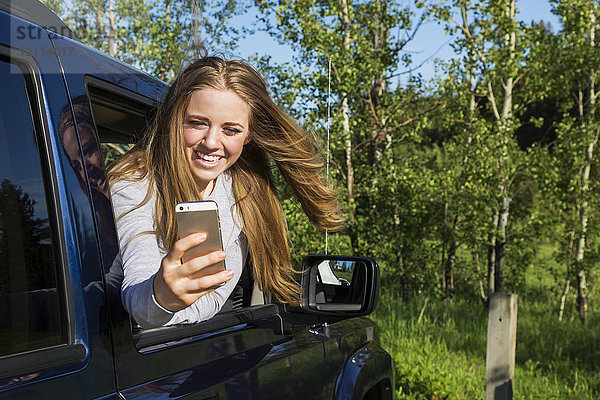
[0,58,67,357]
[86,84,155,165]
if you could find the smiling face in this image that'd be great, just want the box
[182,88,251,195]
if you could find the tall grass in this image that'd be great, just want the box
[372,289,600,399]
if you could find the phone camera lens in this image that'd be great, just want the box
[179,206,183,211]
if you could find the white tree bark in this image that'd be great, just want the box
[558,230,574,321]
[340,0,354,216]
[575,7,598,322]
[108,0,116,57]
[339,0,358,253]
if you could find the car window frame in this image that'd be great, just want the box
[0,45,83,380]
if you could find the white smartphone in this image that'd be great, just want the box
[175,200,226,273]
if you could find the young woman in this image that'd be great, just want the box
[108,56,342,328]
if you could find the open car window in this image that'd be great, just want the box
[86,79,156,166]
[85,81,279,350]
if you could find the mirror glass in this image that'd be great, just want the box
[313,259,367,311]
[316,259,356,286]
[302,255,377,314]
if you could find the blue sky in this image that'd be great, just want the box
[233,0,561,82]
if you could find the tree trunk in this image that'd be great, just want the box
[441,202,448,292]
[476,252,487,302]
[559,280,570,322]
[486,0,516,297]
[339,0,357,253]
[446,238,456,295]
[500,0,515,124]
[559,230,575,321]
[494,196,511,293]
[369,1,388,165]
[469,64,476,116]
[442,207,457,301]
[489,1,516,295]
[573,2,599,323]
[577,270,587,322]
[487,209,498,296]
[108,0,117,57]
[342,94,353,207]
[574,138,595,322]
[192,0,201,56]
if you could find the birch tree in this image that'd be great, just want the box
[549,0,600,322]
[420,0,548,297]
[255,0,431,266]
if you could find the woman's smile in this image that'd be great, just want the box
[194,150,223,166]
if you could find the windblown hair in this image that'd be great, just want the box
[108,56,343,304]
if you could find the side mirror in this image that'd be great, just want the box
[299,255,379,316]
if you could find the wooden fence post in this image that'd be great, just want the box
[486,293,518,400]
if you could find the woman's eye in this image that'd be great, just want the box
[186,119,207,127]
[224,127,241,135]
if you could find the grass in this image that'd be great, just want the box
[372,289,600,399]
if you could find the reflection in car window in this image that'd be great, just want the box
[0,58,66,357]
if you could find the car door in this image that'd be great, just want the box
[0,11,118,400]
[295,255,393,400]
[50,33,328,399]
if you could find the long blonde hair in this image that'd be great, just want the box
[108,56,342,304]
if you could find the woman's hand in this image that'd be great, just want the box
[153,232,234,312]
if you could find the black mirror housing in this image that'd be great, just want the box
[299,255,380,317]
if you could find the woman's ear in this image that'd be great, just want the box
[244,135,252,145]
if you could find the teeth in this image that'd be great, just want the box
[197,152,221,162]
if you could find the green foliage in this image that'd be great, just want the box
[43,0,251,80]
[373,292,485,399]
[100,143,132,166]
[258,0,600,309]
[373,287,600,399]
[254,0,454,297]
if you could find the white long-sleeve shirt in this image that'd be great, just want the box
[111,173,247,328]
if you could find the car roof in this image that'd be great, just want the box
[0,0,76,39]
[0,0,169,101]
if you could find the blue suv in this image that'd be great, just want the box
[0,1,393,398]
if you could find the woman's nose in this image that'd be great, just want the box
[202,126,220,148]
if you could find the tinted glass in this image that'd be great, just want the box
[0,58,66,356]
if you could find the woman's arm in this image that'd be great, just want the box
[111,179,234,328]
